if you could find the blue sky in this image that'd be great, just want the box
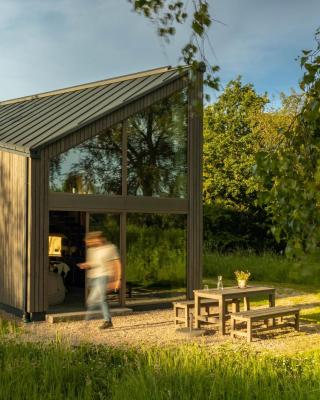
[0,0,319,105]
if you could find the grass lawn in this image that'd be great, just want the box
[0,337,320,400]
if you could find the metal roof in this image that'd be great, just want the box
[0,66,188,157]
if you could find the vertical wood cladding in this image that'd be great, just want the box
[0,151,26,310]
[27,156,49,312]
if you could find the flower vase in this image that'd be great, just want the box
[238,279,247,288]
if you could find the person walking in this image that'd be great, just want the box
[78,231,121,329]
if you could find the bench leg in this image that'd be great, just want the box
[174,305,178,327]
[295,312,300,331]
[219,299,227,335]
[185,307,189,328]
[194,295,200,329]
[232,299,240,313]
[231,318,236,339]
[247,320,252,343]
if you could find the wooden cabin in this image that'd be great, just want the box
[0,65,203,321]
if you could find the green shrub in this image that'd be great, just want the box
[127,224,186,287]
[203,204,280,253]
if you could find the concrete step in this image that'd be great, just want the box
[46,307,133,323]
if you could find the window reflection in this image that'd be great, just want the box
[127,90,187,198]
[49,125,122,195]
[49,90,188,199]
[127,213,187,293]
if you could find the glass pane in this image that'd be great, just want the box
[89,213,120,248]
[126,213,186,301]
[127,90,187,198]
[49,124,122,195]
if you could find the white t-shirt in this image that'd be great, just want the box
[86,244,119,279]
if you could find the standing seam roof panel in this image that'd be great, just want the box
[21,77,149,148]
[0,90,83,136]
[2,83,124,144]
[24,74,166,148]
[0,67,188,153]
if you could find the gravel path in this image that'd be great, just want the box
[0,307,318,354]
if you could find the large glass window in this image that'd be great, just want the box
[126,213,186,300]
[49,125,122,195]
[49,90,188,198]
[89,213,120,248]
[127,90,187,198]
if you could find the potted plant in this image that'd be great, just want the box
[234,270,251,288]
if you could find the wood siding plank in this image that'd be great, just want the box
[0,151,26,310]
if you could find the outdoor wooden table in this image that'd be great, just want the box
[193,286,276,335]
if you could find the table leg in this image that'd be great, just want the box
[194,294,200,329]
[244,296,250,311]
[231,317,236,339]
[219,298,226,335]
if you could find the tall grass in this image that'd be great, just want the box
[0,341,129,400]
[0,317,19,335]
[204,251,320,286]
[112,345,320,400]
[0,341,320,400]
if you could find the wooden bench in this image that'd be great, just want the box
[173,298,239,328]
[231,305,300,343]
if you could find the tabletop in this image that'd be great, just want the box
[194,286,275,299]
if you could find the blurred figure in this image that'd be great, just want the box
[78,231,121,329]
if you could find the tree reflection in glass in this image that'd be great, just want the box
[127,90,187,198]
[49,124,122,195]
[49,90,188,198]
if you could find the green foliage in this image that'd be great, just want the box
[203,78,287,253]
[127,219,186,287]
[128,0,220,94]
[203,77,269,210]
[255,28,320,255]
[203,78,302,253]
[203,203,279,253]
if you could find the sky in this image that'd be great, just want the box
[0,0,319,105]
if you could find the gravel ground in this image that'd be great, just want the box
[1,307,319,354]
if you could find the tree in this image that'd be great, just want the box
[255,28,320,255]
[203,77,269,210]
[203,78,297,252]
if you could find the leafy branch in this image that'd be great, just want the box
[128,0,220,97]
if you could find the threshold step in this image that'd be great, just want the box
[46,307,133,323]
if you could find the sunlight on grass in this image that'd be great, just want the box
[301,307,320,324]
[0,317,20,335]
[0,341,319,400]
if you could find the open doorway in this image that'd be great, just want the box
[48,211,86,312]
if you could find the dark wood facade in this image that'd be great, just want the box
[0,69,203,316]
[0,151,27,311]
